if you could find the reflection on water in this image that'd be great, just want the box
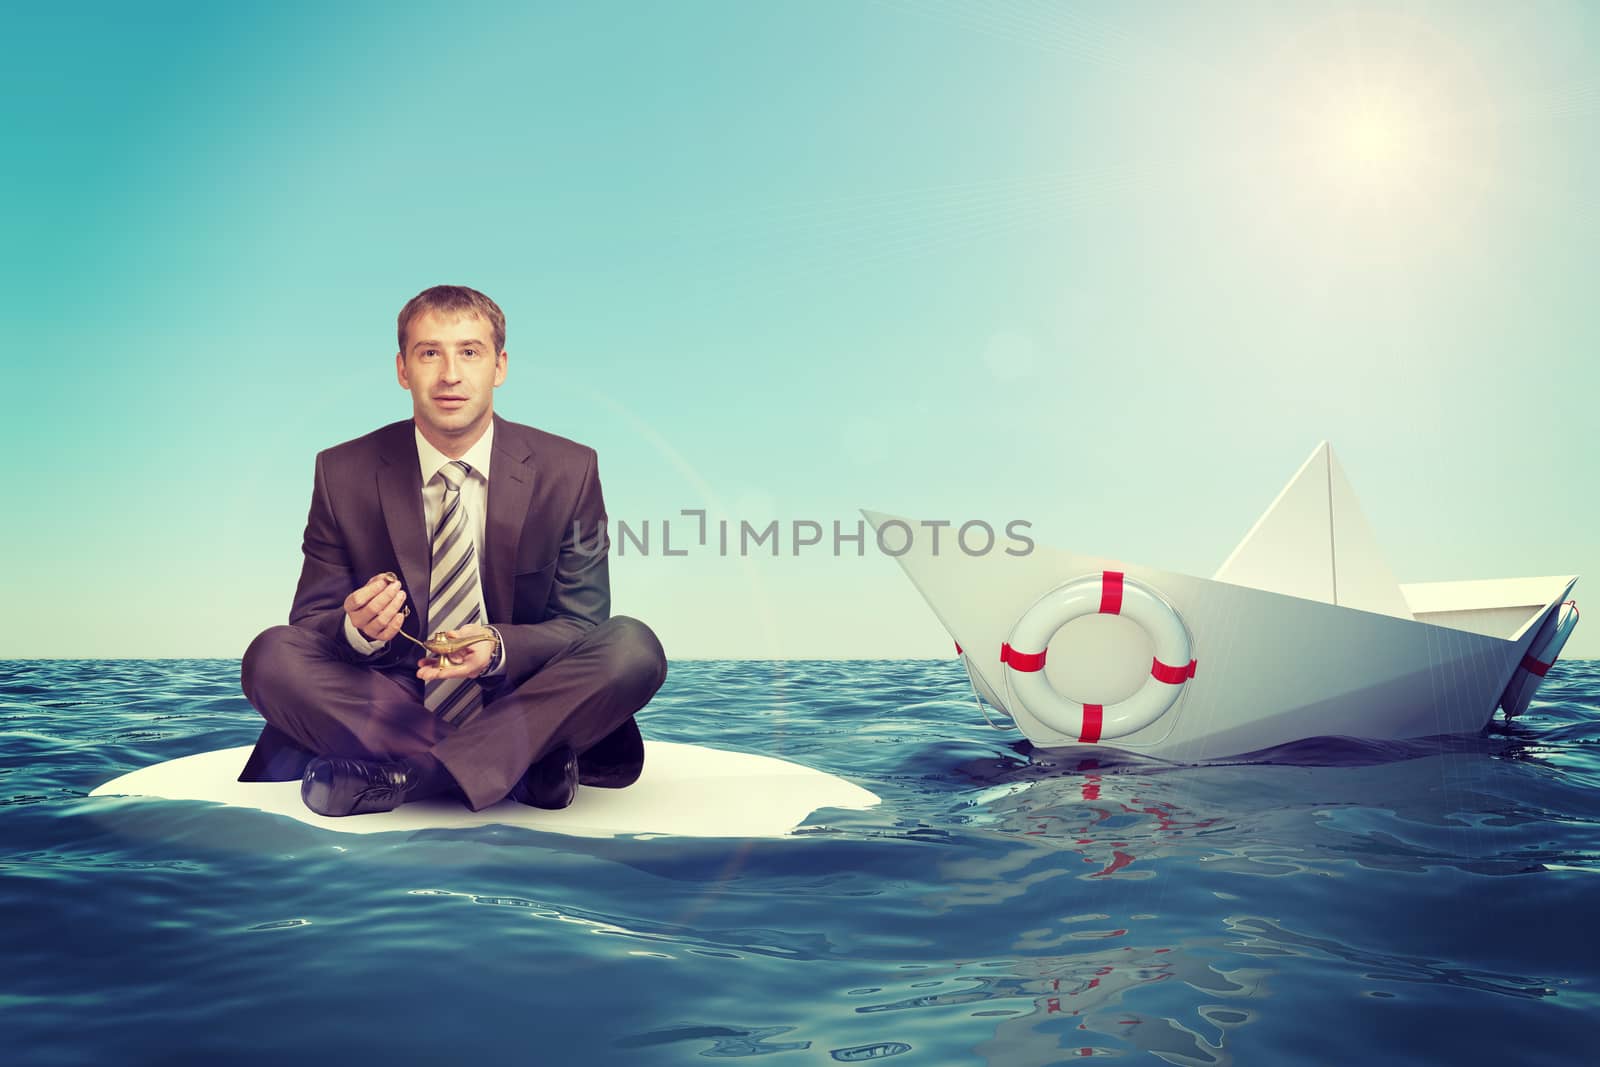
[2,657,1598,1064]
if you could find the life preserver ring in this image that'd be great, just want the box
[954,639,1013,729]
[1500,600,1579,719]
[1000,570,1196,742]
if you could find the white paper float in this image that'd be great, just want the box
[90,741,880,839]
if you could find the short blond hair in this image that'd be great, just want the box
[397,285,506,354]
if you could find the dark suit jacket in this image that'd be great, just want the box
[289,412,612,691]
[237,413,612,779]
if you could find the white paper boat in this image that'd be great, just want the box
[866,442,1580,762]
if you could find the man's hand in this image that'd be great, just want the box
[416,625,498,681]
[345,573,407,642]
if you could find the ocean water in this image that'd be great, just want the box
[3,657,1598,1066]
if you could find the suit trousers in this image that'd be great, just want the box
[237,615,667,811]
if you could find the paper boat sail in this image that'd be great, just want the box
[1213,442,1412,620]
[866,442,1578,762]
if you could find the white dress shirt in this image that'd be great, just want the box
[344,420,506,676]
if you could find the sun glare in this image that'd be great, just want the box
[1328,91,1427,188]
[1236,9,1497,261]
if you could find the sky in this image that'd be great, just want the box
[2,0,1596,659]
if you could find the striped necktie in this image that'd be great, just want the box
[424,459,486,725]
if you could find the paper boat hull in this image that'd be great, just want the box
[865,509,1575,762]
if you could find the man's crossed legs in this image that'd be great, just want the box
[238,616,667,814]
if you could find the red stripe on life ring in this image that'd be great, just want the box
[1100,571,1124,615]
[1001,643,1047,672]
[1520,653,1552,677]
[1080,704,1103,743]
[1151,658,1197,684]
[954,640,962,656]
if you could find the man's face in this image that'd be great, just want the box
[396,310,507,449]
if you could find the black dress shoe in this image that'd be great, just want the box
[301,756,429,817]
[507,744,579,809]
[577,717,644,789]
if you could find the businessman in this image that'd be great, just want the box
[236,285,667,816]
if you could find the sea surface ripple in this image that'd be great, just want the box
[3,658,1598,1065]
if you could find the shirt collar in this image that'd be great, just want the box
[414,419,495,487]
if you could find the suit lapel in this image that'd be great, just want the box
[376,423,431,635]
[484,413,535,624]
